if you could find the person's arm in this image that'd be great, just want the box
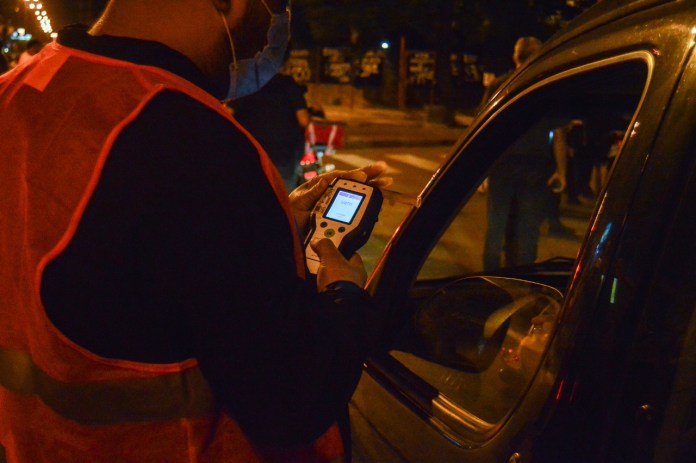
[284,77,311,131]
[296,107,310,130]
[135,94,381,448]
[548,127,568,193]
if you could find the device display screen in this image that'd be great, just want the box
[324,188,366,224]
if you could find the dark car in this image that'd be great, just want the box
[350,1,696,462]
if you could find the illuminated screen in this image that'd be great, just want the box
[324,189,366,224]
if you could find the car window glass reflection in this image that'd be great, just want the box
[390,59,648,435]
[391,277,562,425]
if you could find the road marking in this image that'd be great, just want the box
[329,153,402,174]
[330,152,446,174]
[385,153,443,172]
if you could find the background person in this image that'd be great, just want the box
[543,125,576,238]
[483,115,569,271]
[479,36,542,110]
[0,0,390,461]
[478,37,574,270]
[18,38,43,65]
[564,118,594,205]
[233,56,311,191]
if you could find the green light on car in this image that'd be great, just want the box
[610,278,618,304]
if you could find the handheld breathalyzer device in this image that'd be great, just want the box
[304,178,384,274]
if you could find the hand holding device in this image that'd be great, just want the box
[289,161,392,232]
[309,239,367,291]
[304,178,383,274]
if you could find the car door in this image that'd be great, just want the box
[534,30,696,462]
[350,5,695,461]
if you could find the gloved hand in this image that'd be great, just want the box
[310,239,367,291]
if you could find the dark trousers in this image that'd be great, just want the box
[483,166,549,271]
[567,152,594,201]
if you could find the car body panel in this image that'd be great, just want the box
[353,1,696,462]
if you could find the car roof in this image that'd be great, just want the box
[484,0,680,108]
[543,0,676,56]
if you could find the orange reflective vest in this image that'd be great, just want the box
[0,43,341,462]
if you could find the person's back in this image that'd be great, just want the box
[0,1,388,461]
[0,33,272,463]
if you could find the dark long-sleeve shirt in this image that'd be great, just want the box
[40,25,378,448]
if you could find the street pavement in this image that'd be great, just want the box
[318,104,472,149]
[310,104,595,275]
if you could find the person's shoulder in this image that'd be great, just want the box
[274,73,296,83]
[274,73,303,89]
[489,71,514,91]
[114,89,263,187]
[128,90,256,160]
[142,90,232,129]
[480,69,514,108]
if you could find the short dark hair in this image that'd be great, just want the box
[513,37,542,66]
[26,39,43,52]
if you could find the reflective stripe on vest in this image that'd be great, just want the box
[0,348,214,424]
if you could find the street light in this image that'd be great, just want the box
[21,0,53,35]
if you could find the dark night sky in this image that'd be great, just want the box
[50,0,108,27]
[0,0,107,36]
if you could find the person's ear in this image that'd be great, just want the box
[210,0,232,14]
[212,0,247,27]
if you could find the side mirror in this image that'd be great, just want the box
[414,276,562,373]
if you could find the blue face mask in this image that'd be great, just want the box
[220,2,290,101]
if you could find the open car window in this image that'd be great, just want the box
[417,58,647,282]
[385,57,650,443]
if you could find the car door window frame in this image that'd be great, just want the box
[366,51,655,447]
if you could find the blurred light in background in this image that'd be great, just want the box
[23,0,53,35]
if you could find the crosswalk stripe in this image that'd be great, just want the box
[385,153,442,172]
[329,153,403,174]
[330,152,446,173]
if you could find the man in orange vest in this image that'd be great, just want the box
[0,0,390,461]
